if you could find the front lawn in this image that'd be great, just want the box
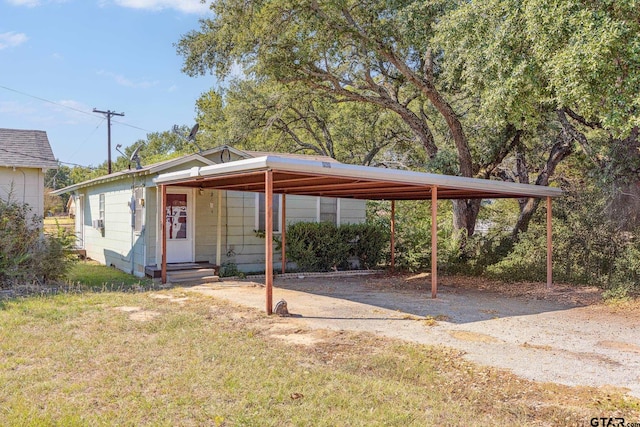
[0,265,638,425]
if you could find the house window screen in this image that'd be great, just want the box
[256,193,280,233]
[319,197,337,224]
[134,187,144,233]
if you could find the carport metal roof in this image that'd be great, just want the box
[154,155,561,314]
[154,155,562,200]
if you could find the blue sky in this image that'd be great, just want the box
[0,0,217,168]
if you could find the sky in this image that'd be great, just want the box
[0,0,218,168]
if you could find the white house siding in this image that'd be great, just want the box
[223,190,264,272]
[339,198,366,224]
[194,189,225,264]
[0,167,45,220]
[80,179,146,276]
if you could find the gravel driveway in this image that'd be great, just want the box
[187,273,640,398]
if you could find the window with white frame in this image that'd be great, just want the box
[99,193,105,236]
[255,193,281,233]
[318,197,338,224]
[134,187,144,234]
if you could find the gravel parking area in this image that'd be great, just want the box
[188,273,640,398]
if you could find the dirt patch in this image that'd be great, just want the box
[361,272,605,306]
[272,332,324,346]
[149,293,189,305]
[113,306,161,321]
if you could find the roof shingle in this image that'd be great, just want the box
[0,128,57,169]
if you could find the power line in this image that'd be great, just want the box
[0,84,96,118]
[0,84,153,132]
[93,108,124,174]
[0,147,95,169]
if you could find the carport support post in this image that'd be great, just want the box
[281,194,287,274]
[265,170,274,315]
[390,200,395,271]
[160,184,167,284]
[216,190,222,267]
[546,196,553,288]
[431,186,438,299]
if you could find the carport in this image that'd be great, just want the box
[154,155,562,314]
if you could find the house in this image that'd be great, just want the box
[0,128,58,219]
[52,146,367,277]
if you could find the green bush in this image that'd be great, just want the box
[0,197,76,288]
[285,221,387,272]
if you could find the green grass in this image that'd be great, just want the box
[1,265,639,425]
[65,261,154,290]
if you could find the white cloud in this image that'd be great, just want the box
[5,0,40,6]
[0,32,28,50]
[111,0,209,14]
[97,70,159,89]
[6,0,68,6]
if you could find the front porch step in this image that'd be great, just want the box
[167,268,219,280]
[145,262,220,279]
[166,268,220,285]
[168,275,221,285]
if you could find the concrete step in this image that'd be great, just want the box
[166,268,218,280]
[168,275,220,285]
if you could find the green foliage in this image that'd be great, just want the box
[341,223,389,270]
[0,197,77,288]
[484,184,639,297]
[219,262,242,278]
[285,222,387,272]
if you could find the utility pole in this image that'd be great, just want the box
[93,108,124,174]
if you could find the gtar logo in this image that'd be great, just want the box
[590,418,625,427]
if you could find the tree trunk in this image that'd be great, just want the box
[452,198,482,238]
[512,113,574,237]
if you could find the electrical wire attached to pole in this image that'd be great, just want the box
[93,108,124,174]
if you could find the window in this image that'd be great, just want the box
[255,193,281,233]
[99,194,105,236]
[318,197,339,224]
[133,187,144,234]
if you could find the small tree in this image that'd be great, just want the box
[0,196,76,289]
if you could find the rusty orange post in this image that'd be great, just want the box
[390,200,395,272]
[160,184,167,284]
[546,196,553,288]
[431,186,438,299]
[265,170,274,314]
[281,194,286,274]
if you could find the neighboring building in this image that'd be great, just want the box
[52,146,366,277]
[0,128,58,219]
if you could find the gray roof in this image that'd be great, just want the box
[0,128,57,169]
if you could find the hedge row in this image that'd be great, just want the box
[285,222,387,272]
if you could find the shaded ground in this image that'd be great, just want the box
[186,273,640,398]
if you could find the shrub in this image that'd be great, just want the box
[0,197,76,288]
[285,221,387,272]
